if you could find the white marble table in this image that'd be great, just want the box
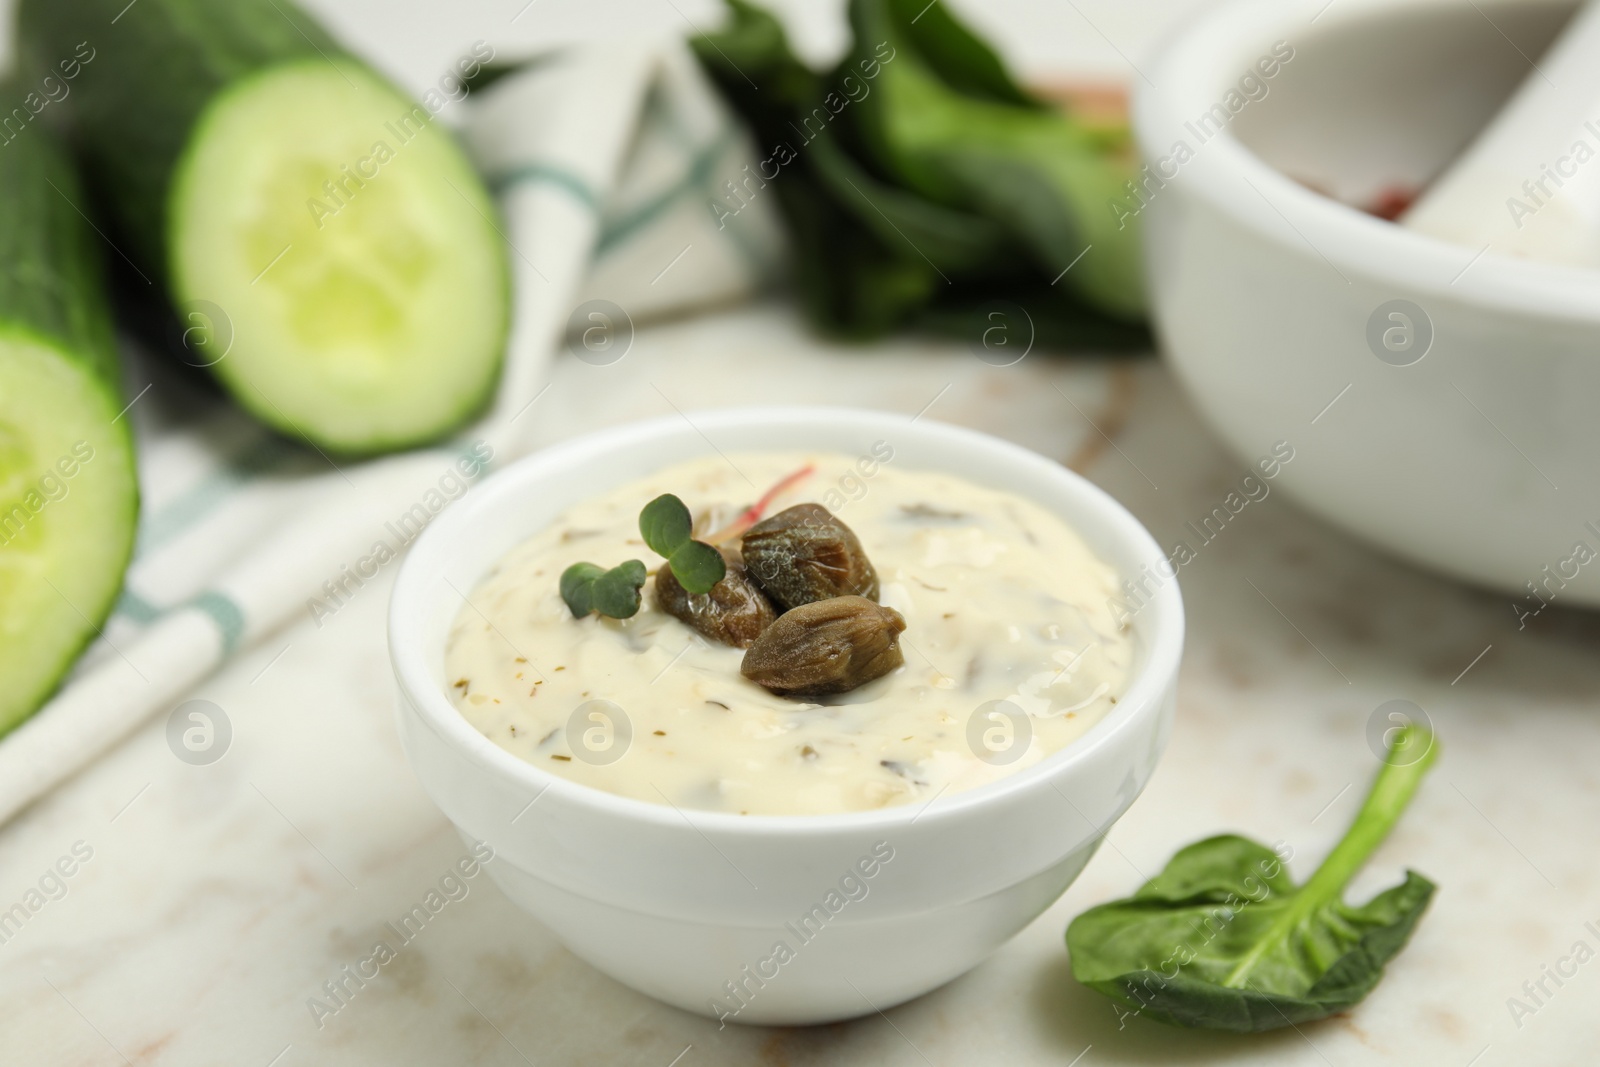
[4,0,1598,1062]
[2,299,1595,1066]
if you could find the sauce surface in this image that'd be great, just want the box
[445,450,1134,815]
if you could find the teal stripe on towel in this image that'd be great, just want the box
[137,433,302,555]
[188,591,246,658]
[597,130,736,256]
[492,163,601,211]
[114,588,162,624]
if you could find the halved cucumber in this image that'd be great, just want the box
[0,102,138,735]
[172,61,508,452]
[0,334,138,732]
[20,0,509,455]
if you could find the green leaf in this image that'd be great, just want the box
[559,562,605,618]
[639,494,693,558]
[560,560,646,619]
[848,0,1144,319]
[591,559,647,619]
[667,540,727,595]
[1066,725,1439,1032]
[690,0,1149,345]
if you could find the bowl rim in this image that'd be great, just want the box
[1134,0,1600,322]
[389,406,1184,837]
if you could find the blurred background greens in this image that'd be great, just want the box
[693,0,1149,348]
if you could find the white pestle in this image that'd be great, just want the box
[1402,0,1600,266]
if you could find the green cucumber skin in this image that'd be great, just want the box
[0,89,120,382]
[0,83,138,733]
[18,0,337,271]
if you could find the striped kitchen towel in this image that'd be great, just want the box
[0,39,783,825]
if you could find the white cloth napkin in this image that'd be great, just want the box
[0,39,782,826]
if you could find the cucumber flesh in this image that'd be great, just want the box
[0,332,138,733]
[172,61,508,453]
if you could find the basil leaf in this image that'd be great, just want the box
[667,539,727,595]
[1066,726,1439,1032]
[639,494,693,557]
[559,562,605,618]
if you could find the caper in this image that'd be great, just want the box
[741,596,906,695]
[653,548,777,648]
[740,503,878,610]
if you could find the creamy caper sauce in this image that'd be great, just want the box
[445,450,1133,816]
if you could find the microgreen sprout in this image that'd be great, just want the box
[560,559,646,619]
[639,493,726,594]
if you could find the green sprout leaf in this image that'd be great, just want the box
[591,559,647,618]
[561,560,646,619]
[559,562,605,618]
[639,494,694,558]
[1065,725,1439,1032]
[667,539,726,595]
[638,494,727,595]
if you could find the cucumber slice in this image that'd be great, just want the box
[0,97,139,735]
[19,0,509,455]
[173,61,508,452]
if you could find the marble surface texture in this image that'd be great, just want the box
[3,301,1596,1066]
[2,1,1597,1065]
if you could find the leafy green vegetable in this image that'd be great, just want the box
[1066,725,1439,1032]
[639,494,726,594]
[691,0,1149,348]
[560,560,647,619]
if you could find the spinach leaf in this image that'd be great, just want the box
[1066,725,1439,1032]
[846,0,1144,319]
[691,0,1149,348]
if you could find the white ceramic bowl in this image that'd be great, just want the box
[1137,0,1600,605]
[388,407,1182,1025]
